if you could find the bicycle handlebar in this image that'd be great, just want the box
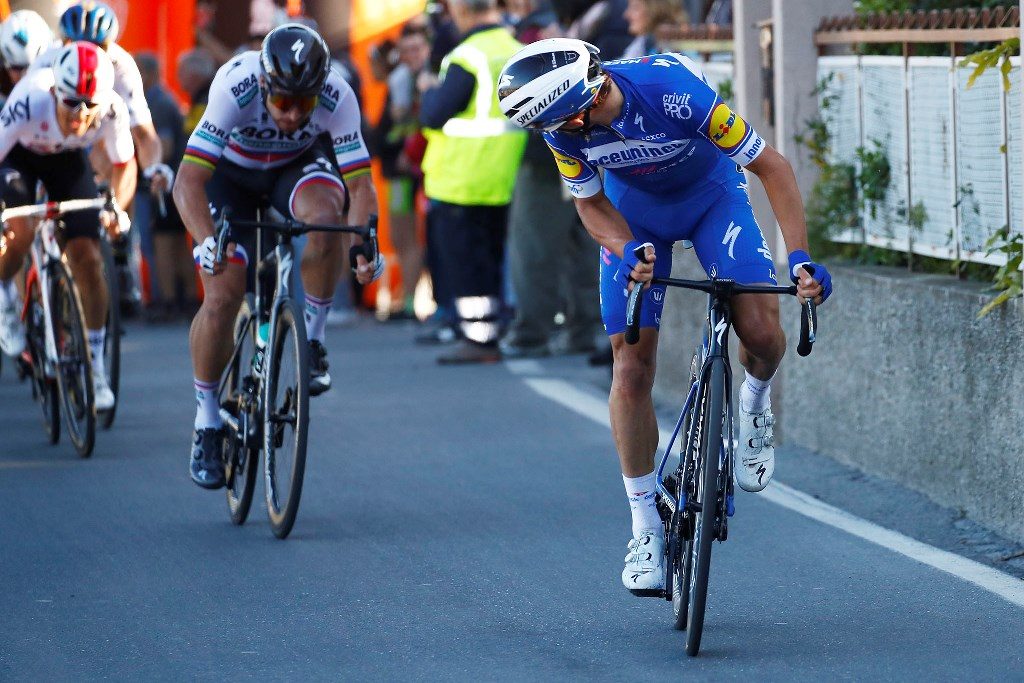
[623,245,818,356]
[0,189,119,222]
[213,208,379,268]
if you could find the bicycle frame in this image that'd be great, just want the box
[215,209,376,434]
[654,292,736,517]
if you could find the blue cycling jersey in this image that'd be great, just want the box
[543,53,765,199]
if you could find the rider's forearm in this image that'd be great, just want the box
[110,157,138,207]
[345,173,377,228]
[574,193,637,258]
[345,174,377,254]
[748,146,809,255]
[132,122,163,170]
[173,162,216,242]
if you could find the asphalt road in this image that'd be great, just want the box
[1,319,1023,680]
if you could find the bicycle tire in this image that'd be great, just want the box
[51,261,95,457]
[25,275,60,444]
[673,346,702,630]
[262,297,309,539]
[224,295,259,525]
[98,237,120,429]
[685,356,725,657]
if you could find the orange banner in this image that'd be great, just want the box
[110,0,196,103]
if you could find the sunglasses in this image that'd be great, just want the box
[60,96,101,112]
[266,91,319,114]
[7,65,27,73]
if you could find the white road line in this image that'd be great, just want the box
[503,359,545,376]
[523,377,1024,610]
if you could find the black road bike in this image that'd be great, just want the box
[625,252,818,657]
[213,207,377,539]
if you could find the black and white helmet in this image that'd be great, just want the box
[498,38,604,131]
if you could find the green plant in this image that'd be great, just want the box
[716,78,734,106]
[960,37,1020,92]
[793,75,837,171]
[907,201,927,234]
[977,226,1023,318]
[855,139,891,220]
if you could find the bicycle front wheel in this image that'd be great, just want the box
[51,262,95,457]
[262,298,309,539]
[224,295,259,525]
[98,237,120,429]
[684,357,725,657]
[25,274,60,444]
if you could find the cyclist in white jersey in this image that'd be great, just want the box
[0,42,135,409]
[31,2,168,194]
[173,23,380,490]
[0,9,57,354]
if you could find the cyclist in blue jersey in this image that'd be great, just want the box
[498,39,833,593]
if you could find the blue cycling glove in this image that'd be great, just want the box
[788,250,833,302]
[614,240,654,287]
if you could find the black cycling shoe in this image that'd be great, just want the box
[190,427,226,490]
[309,340,331,396]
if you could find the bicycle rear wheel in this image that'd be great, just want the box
[98,236,120,429]
[262,297,309,539]
[51,261,95,457]
[684,357,725,657]
[224,296,259,525]
[25,275,60,444]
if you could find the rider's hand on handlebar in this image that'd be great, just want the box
[194,235,236,276]
[143,163,175,195]
[614,240,655,290]
[353,252,385,285]
[100,206,131,239]
[788,250,832,305]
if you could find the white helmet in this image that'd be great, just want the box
[0,10,54,69]
[498,38,605,131]
[52,41,115,104]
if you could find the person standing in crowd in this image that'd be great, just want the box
[376,23,430,321]
[621,0,685,58]
[136,52,197,321]
[176,49,218,137]
[418,0,527,364]
[501,0,603,358]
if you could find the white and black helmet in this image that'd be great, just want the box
[0,10,54,69]
[498,38,604,131]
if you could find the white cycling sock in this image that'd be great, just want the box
[87,328,105,379]
[623,470,661,537]
[304,294,332,343]
[194,378,221,430]
[740,370,774,413]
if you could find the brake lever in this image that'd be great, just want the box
[215,207,232,265]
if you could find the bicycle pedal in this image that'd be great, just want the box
[628,588,666,599]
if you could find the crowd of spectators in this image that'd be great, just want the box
[133,0,694,367]
[362,0,692,365]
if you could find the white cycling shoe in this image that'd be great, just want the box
[736,405,775,492]
[0,301,25,356]
[622,529,665,594]
[92,372,115,411]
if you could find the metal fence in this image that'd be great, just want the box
[817,54,1020,266]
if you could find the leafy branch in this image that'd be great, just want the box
[959,38,1019,92]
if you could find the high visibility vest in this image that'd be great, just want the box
[422,27,527,206]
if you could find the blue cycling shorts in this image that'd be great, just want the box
[599,176,777,336]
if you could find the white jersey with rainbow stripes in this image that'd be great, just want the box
[183,51,370,180]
